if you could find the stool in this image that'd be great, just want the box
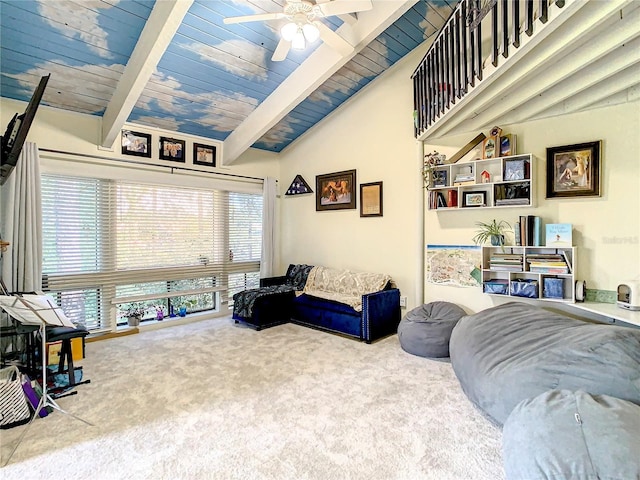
[397,301,466,358]
[46,326,89,389]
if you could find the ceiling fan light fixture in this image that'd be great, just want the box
[291,29,306,50]
[302,22,320,43]
[280,22,298,41]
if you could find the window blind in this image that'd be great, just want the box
[41,174,263,332]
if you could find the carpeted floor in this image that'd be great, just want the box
[1,317,505,479]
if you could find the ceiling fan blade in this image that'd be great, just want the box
[336,13,358,25]
[272,38,291,62]
[223,12,285,24]
[315,0,372,17]
[316,22,353,56]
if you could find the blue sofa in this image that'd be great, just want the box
[232,264,401,343]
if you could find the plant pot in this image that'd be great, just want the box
[127,315,141,327]
[490,235,505,246]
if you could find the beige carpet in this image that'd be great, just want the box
[1,317,505,479]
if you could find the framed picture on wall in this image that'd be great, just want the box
[159,137,186,162]
[121,130,151,158]
[193,143,217,167]
[316,169,356,211]
[360,181,383,217]
[546,141,601,198]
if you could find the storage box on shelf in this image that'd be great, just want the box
[427,154,534,211]
[481,246,576,303]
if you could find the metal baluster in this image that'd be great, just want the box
[540,0,548,23]
[491,0,499,67]
[525,0,534,36]
[502,0,509,59]
[475,0,483,81]
[512,0,520,48]
[461,0,468,94]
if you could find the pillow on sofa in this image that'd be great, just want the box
[449,302,640,425]
[503,389,640,480]
[285,264,314,290]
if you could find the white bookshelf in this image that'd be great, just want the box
[481,246,577,303]
[427,154,534,211]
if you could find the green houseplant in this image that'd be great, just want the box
[472,219,511,248]
[125,302,146,327]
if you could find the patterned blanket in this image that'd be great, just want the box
[232,285,296,319]
[302,266,391,312]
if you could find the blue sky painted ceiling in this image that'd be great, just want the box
[0,0,454,155]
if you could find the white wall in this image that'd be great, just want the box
[278,47,427,310]
[277,43,640,314]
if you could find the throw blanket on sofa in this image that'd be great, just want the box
[232,285,295,318]
[303,266,391,312]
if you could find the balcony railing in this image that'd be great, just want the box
[412,0,566,138]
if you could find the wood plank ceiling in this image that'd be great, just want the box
[0,0,455,164]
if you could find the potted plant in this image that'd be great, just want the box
[472,219,511,248]
[125,302,146,327]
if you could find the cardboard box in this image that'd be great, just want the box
[46,338,84,365]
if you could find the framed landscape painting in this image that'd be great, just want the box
[546,141,601,198]
[316,169,356,211]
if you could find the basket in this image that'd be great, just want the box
[0,366,32,429]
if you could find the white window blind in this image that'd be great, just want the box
[41,174,263,332]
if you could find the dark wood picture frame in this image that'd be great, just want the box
[462,190,486,207]
[546,140,601,198]
[193,143,217,167]
[360,181,383,217]
[159,137,186,162]
[316,169,356,211]
[121,130,151,158]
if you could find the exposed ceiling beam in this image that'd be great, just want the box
[100,0,193,148]
[222,0,418,165]
[501,36,640,125]
[454,3,640,134]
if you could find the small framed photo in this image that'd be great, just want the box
[504,158,526,181]
[316,169,356,211]
[546,141,601,198]
[193,143,217,167]
[482,135,499,159]
[121,130,151,158]
[360,181,383,217]
[462,191,486,207]
[433,170,447,187]
[159,137,185,162]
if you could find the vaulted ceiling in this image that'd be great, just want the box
[0,0,455,164]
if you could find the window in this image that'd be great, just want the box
[41,175,263,332]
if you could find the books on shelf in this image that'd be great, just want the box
[517,215,543,246]
[525,252,571,274]
[545,223,572,247]
[489,253,523,271]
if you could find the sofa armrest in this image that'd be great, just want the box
[260,275,288,288]
[361,288,401,343]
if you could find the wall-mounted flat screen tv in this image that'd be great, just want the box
[1,74,50,185]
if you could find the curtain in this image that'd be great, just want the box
[260,177,276,278]
[1,142,42,293]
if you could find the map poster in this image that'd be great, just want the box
[426,245,482,287]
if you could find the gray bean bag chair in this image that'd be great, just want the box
[449,302,640,425]
[503,389,640,480]
[398,301,466,358]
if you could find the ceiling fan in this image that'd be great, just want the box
[223,0,373,61]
